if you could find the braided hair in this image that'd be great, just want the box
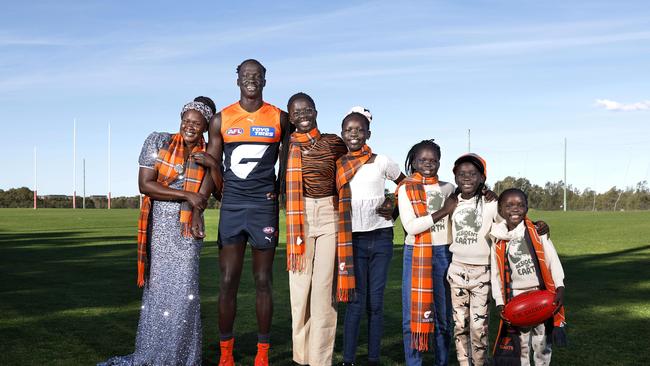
[404,139,441,175]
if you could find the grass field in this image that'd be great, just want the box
[1,208,649,365]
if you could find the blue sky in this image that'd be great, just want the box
[1,0,649,197]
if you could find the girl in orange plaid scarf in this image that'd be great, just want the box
[395,139,458,366]
[337,108,405,366]
[99,99,215,366]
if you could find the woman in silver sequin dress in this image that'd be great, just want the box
[99,100,218,366]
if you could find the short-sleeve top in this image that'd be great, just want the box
[348,154,402,232]
[138,132,184,190]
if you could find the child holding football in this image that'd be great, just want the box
[490,188,566,366]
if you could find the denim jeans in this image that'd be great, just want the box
[342,227,394,363]
[402,244,453,366]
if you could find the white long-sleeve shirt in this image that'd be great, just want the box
[397,181,455,246]
[449,196,499,265]
[490,221,565,307]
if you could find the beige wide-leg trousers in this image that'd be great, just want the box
[289,196,338,366]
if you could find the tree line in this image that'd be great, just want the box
[2,178,649,210]
[0,187,220,209]
[492,177,650,211]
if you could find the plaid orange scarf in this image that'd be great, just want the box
[395,172,440,351]
[137,133,206,287]
[285,127,321,272]
[335,144,372,302]
[493,217,566,353]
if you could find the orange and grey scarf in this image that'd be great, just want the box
[136,133,206,287]
[335,144,372,302]
[493,217,566,356]
[395,172,440,351]
[285,127,321,272]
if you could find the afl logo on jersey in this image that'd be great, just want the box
[226,127,244,136]
[250,126,276,138]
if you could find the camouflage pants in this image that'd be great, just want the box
[447,261,491,366]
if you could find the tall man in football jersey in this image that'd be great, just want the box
[194,59,289,366]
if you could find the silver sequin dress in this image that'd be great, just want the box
[99,132,202,366]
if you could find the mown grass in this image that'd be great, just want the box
[0,209,649,365]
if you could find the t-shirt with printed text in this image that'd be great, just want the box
[398,181,455,246]
[449,196,499,265]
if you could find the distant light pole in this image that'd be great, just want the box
[83,158,86,209]
[592,190,596,211]
[563,137,567,212]
[33,147,37,210]
[73,119,77,209]
[108,123,112,210]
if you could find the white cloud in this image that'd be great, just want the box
[595,99,650,111]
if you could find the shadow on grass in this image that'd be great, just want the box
[0,230,88,242]
[552,244,650,365]
[0,231,133,248]
[0,230,139,318]
[2,231,650,365]
[200,250,432,365]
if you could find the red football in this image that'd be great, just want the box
[503,290,555,327]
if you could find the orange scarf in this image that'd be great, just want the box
[136,133,206,287]
[285,128,321,272]
[395,172,440,351]
[493,217,566,352]
[335,144,372,302]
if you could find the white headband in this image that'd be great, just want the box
[346,106,372,123]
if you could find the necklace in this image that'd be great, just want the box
[301,140,318,156]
